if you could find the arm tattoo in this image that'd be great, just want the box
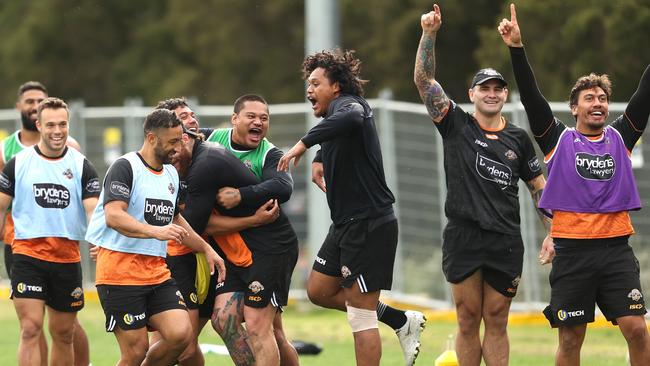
[414,32,449,120]
[424,82,450,120]
[414,34,435,87]
[212,292,255,366]
[527,182,553,231]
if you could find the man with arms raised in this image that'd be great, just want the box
[85,109,225,365]
[500,4,650,365]
[0,97,99,366]
[413,5,552,365]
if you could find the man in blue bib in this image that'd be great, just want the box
[0,97,99,366]
[85,109,225,365]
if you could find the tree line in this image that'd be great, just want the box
[0,0,647,107]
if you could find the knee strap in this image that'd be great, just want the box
[347,305,378,332]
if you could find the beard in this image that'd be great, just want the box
[21,112,38,131]
[154,142,173,165]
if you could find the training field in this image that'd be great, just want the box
[0,297,632,365]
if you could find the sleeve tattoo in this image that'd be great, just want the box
[414,32,450,121]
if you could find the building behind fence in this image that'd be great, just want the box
[0,93,648,310]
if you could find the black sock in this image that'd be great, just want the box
[376,301,407,330]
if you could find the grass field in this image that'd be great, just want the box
[0,298,632,365]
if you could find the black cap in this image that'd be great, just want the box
[471,68,507,88]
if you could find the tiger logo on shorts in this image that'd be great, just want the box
[70,287,83,299]
[249,281,265,294]
[628,289,643,302]
[341,266,351,278]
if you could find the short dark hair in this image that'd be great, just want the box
[233,94,268,114]
[18,81,48,99]
[37,97,68,120]
[155,97,190,111]
[302,48,367,96]
[569,73,612,108]
[143,109,182,134]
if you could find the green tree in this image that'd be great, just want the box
[476,0,650,103]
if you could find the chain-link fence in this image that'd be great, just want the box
[0,94,647,310]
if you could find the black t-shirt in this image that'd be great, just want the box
[436,102,542,235]
[0,146,100,200]
[301,94,395,225]
[102,153,184,217]
[181,140,297,254]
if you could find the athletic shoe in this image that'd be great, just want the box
[396,310,426,366]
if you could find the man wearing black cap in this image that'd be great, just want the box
[413,4,552,365]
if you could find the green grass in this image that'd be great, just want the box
[0,298,630,365]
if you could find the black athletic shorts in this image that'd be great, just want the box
[216,244,298,309]
[96,278,187,332]
[442,218,524,298]
[4,244,13,278]
[543,236,646,327]
[10,254,84,312]
[312,213,398,293]
[199,270,219,319]
[166,253,199,310]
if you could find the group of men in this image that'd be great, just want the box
[413,3,650,366]
[2,2,650,366]
[0,73,426,366]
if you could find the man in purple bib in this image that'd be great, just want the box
[500,4,650,365]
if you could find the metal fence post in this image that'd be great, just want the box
[510,92,542,304]
[68,99,87,153]
[123,98,144,152]
[378,88,404,292]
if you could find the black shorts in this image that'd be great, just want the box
[96,279,187,332]
[543,237,646,327]
[198,270,219,319]
[312,214,398,293]
[442,219,524,298]
[4,244,13,278]
[166,253,199,310]
[216,244,298,309]
[10,254,84,312]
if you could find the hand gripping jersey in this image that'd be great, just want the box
[539,126,641,213]
[12,146,88,240]
[86,152,179,257]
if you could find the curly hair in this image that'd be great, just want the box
[302,48,368,96]
[569,73,612,108]
[155,97,190,111]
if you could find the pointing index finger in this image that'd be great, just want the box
[510,3,517,22]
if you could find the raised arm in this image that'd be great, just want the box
[625,64,650,132]
[413,4,450,123]
[499,4,555,137]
